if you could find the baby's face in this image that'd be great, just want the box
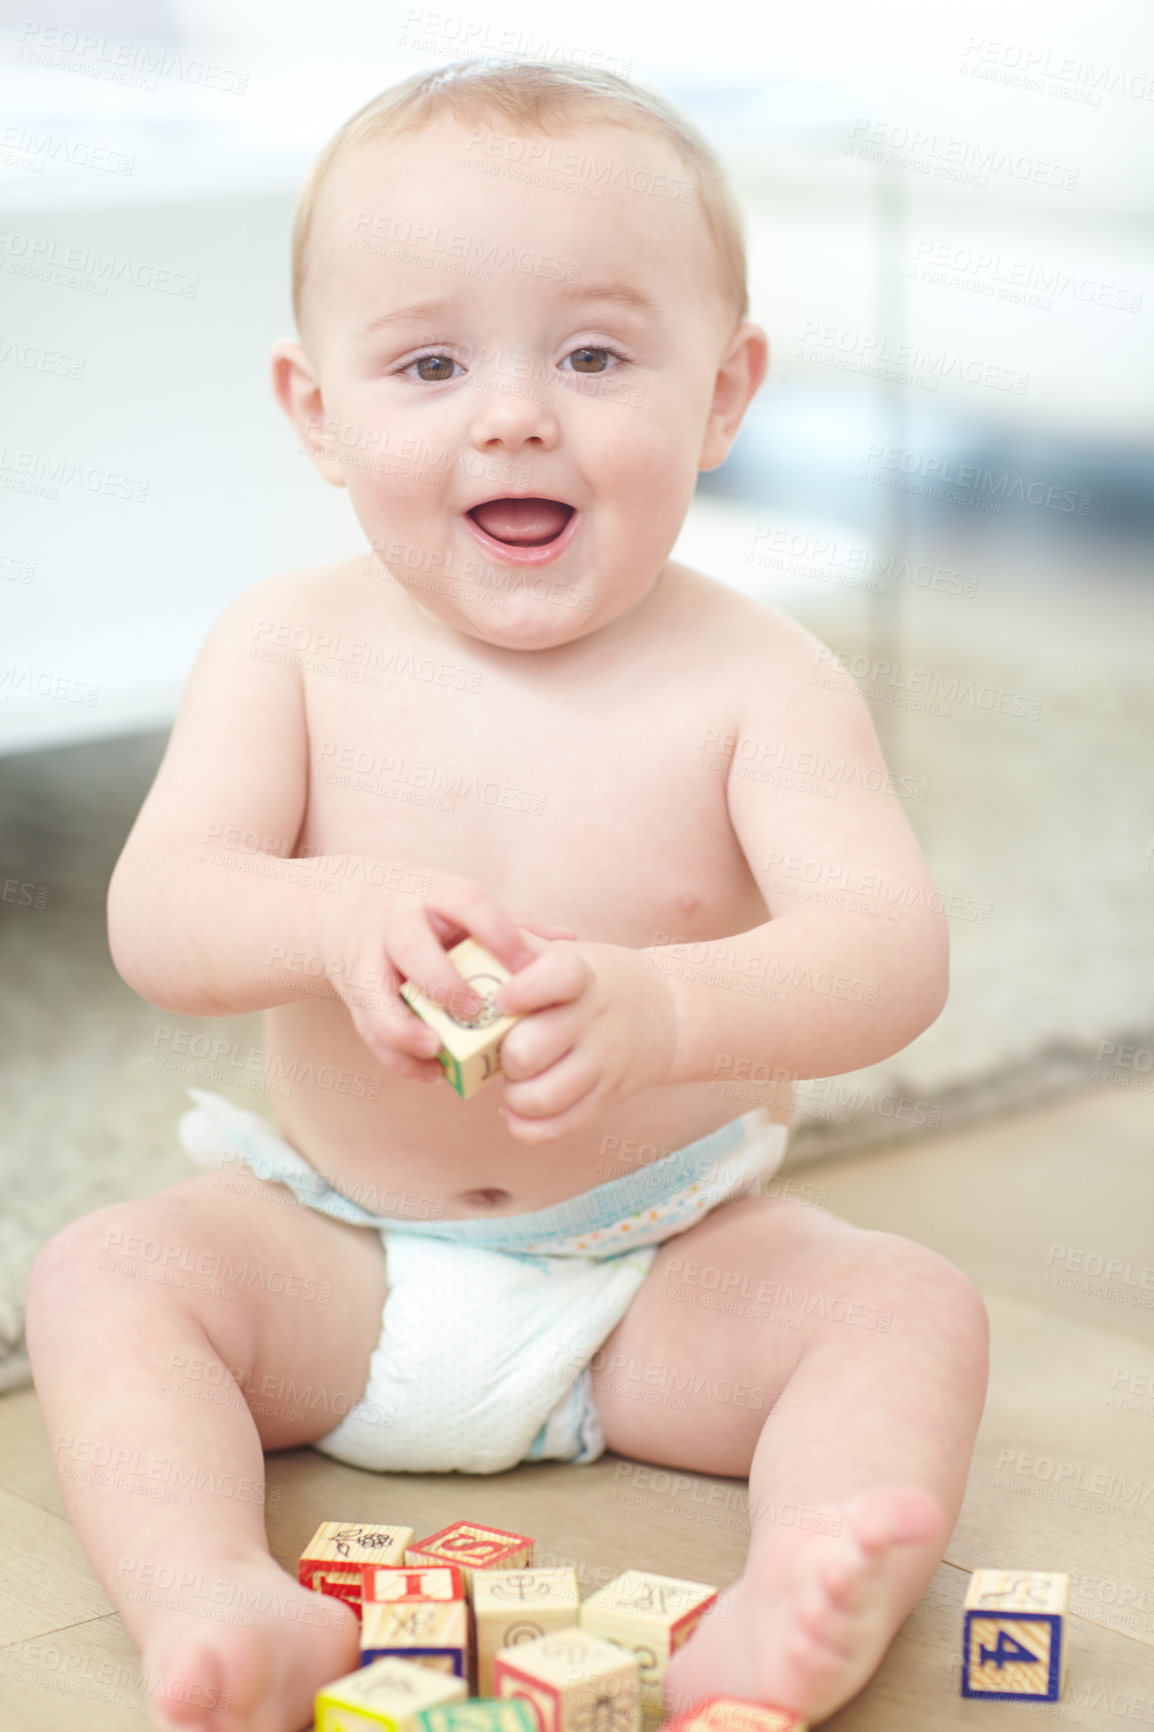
[288,117,762,649]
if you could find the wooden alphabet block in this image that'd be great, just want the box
[580,1569,718,1721]
[361,1597,471,1677]
[398,938,519,1099]
[661,1699,806,1732]
[364,1567,468,1607]
[300,1523,415,1619]
[473,1567,580,1695]
[414,1701,538,1732]
[493,1624,641,1732]
[315,1654,466,1732]
[961,1570,1069,1700]
[405,1523,536,1596]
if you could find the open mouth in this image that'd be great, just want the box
[466,497,575,547]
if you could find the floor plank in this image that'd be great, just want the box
[4,1080,1154,1727]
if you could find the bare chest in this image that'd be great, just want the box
[295,626,766,943]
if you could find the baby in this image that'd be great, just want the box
[25,59,988,1732]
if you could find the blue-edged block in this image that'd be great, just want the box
[363,1648,467,1679]
[415,1701,538,1732]
[961,1611,1063,1700]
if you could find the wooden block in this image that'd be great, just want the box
[405,1522,536,1596]
[493,1624,641,1732]
[661,1699,806,1732]
[473,1567,580,1695]
[362,1598,471,1677]
[398,938,519,1099]
[300,1523,416,1618]
[414,1701,538,1732]
[961,1570,1069,1700]
[579,1569,717,1719]
[365,1567,468,1606]
[315,1654,467,1732]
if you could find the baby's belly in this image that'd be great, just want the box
[263,999,787,1219]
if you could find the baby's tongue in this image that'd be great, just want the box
[469,497,570,545]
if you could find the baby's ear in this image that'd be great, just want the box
[699,321,769,473]
[269,338,347,489]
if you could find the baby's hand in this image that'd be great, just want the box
[493,939,680,1141]
[319,873,575,1082]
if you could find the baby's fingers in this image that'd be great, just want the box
[494,942,590,1017]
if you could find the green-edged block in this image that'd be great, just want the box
[415,1700,539,1732]
[437,1048,465,1096]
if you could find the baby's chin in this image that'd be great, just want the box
[405,580,602,650]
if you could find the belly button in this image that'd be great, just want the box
[461,1187,510,1209]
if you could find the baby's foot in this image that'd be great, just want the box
[662,1487,945,1725]
[133,1546,359,1732]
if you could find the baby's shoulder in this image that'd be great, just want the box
[202,555,369,647]
[667,561,832,684]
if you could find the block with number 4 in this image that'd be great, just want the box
[405,1523,535,1597]
[473,1567,580,1695]
[315,1654,466,1732]
[661,1699,807,1732]
[494,1625,641,1732]
[300,1523,415,1618]
[580,1570,717,1723]
[961,1570,1069,1700]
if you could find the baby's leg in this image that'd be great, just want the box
[591,1193,988,1724]
[25,1168,389,1732]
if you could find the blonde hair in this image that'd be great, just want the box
[291,59,749,338]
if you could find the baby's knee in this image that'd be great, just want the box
[862,1230,988,1356]
[27,1194,191,1325]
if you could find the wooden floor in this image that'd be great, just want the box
[2,1079,1152,1729]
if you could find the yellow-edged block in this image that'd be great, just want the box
[300,1523,415,1615]
[473,1567,580,1695]
[962,1570,1069,1700]
[398,938,519,1099]
[405,1522,536,1598]
[361,1598,471,1677]
[315,1654,467,1732]
[662,1699,806,1732]
[493,1624,641,1732]
[580,1569,717,1722]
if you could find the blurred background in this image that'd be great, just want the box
[1,0,1152,1383]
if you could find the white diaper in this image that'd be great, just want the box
[178,1088,787,1476]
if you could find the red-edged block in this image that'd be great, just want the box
[299,1522,414,1620]
[406,1523,536,1592]
[364,1566,468,1606]
[662,1697,807,1732]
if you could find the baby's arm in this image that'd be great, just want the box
[495,607,948,1136]
[661,610,949,1084]
[107,575,562,1077]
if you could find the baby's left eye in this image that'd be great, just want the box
[561,347,619,374]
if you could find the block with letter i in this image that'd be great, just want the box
[398,938,519,1099]
[405,1522,536,1597]
[473,1567,580,1695]
[579,1569,718,1726]
[315,1654,466,1732]
[961,1570,1069,1700]
[299,1522,415,1620]
[493,1625,642,1732]
[661,1699,807,1732]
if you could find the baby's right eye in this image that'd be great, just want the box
[402,354,461,383]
